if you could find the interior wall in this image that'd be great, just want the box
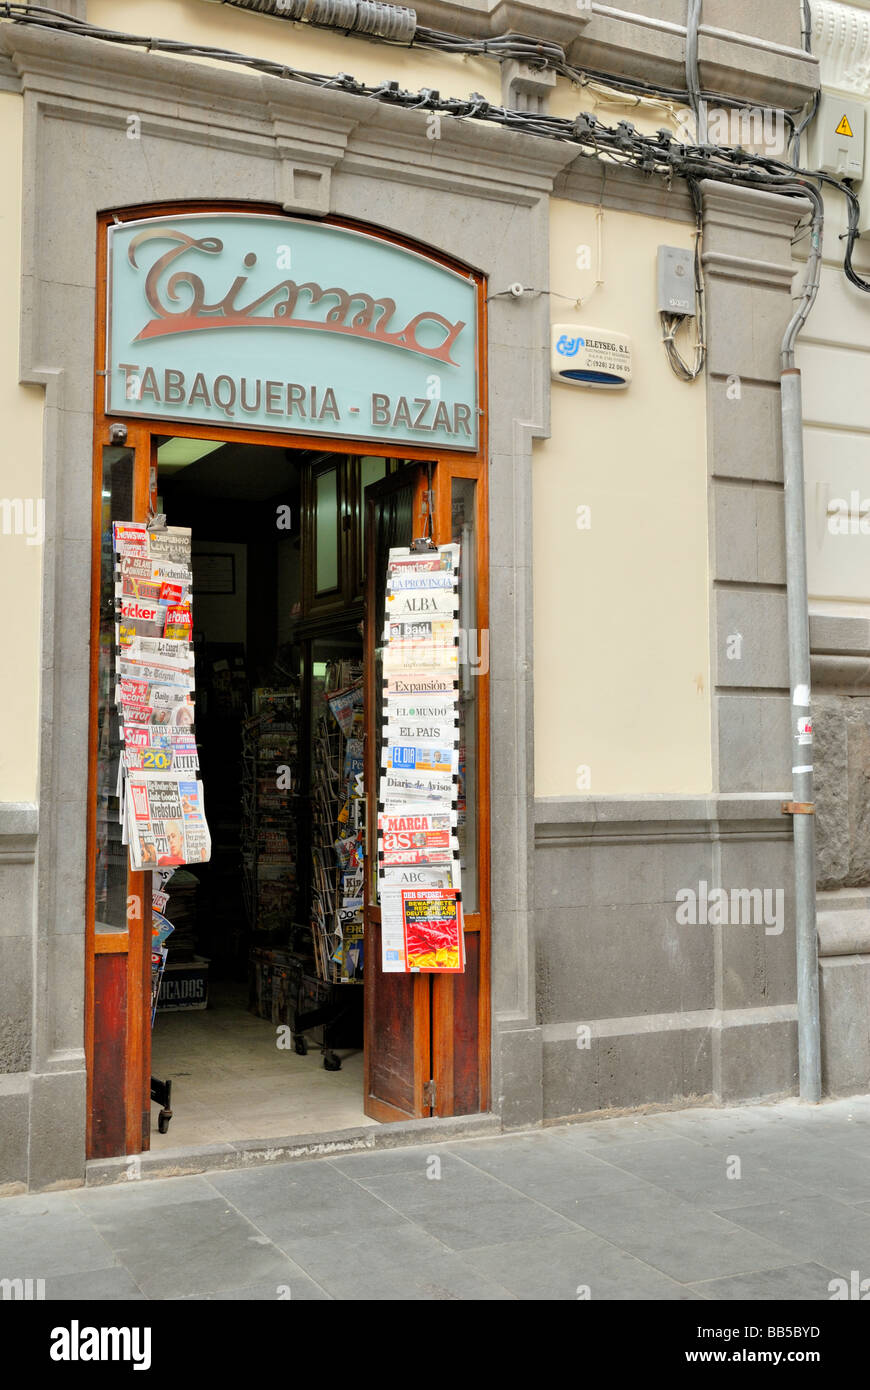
[191,539,248,647]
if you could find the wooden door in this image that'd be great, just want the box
[363,464,434,1121]
[87,430,154,1159]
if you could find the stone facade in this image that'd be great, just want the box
[0,1,830,1189]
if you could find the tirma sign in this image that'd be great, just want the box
[106,214,479,451]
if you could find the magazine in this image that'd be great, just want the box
[118,598,167,641]
[327,684,364,737]
[401,888,464,972]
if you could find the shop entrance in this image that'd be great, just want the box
[87,426,489,1157]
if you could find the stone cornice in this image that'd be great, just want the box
[811,0,870,97]
[0,24,579,203]
[554,156,695,221]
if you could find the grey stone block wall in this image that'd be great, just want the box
[810,614,870,1097]
[535,797,800,1119]
[0,805,37,1193]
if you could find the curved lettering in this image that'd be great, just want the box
[127,231,468,363]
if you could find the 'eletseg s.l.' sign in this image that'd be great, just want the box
[106,214,479,451]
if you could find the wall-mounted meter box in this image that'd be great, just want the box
[807,93,866,180]
[657,245,695,316]
[551,325,632,389]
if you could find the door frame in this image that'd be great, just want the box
[362,464,434,1123]
[86,202,489,1157]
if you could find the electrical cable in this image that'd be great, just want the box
[790,0,819,165]
[685,0,704,142]
[660,177,706,381]
[0,2,859,302]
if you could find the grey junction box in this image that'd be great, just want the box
[657,244,695,316]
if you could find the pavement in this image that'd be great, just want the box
[3,1094,870,1301]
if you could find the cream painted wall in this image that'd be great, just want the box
[89,0,502,101]
[0,92,44,804]
[795,114,870,621]
[534,200,711,797]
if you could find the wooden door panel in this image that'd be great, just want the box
[363,464,433,1121]
[90,953,128,1159]
[432,933,480,1117]
[364,927,430,1123]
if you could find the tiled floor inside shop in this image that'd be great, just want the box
[150,983,375,1148]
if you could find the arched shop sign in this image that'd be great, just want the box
[106,213,480,451]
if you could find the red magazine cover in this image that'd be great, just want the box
[401,888,464,972]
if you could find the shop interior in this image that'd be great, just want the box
[147,437,395,1147]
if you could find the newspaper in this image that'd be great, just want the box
[382,742,458,775]
[117,677,194,711]
[124,636,194,669]
[387,544,459,577]
[384,694,457,724]
[384,672,458,698]
[111,518,210,875]
[380,768,456,803]
[124,772,211,869]
[378,543,463,972]
[380,864,458,890]
[385,588,458,617]
[384,717,456,744]
[117,657,194,690]
[377,807,457,868]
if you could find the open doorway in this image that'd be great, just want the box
[148,437,395,1146]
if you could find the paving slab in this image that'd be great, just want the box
[688,1262,841,1301]
[2,1096,869,1301]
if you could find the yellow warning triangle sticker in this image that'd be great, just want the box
[836,114,854,137]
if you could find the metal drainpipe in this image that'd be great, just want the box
[779,182,824,1103]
